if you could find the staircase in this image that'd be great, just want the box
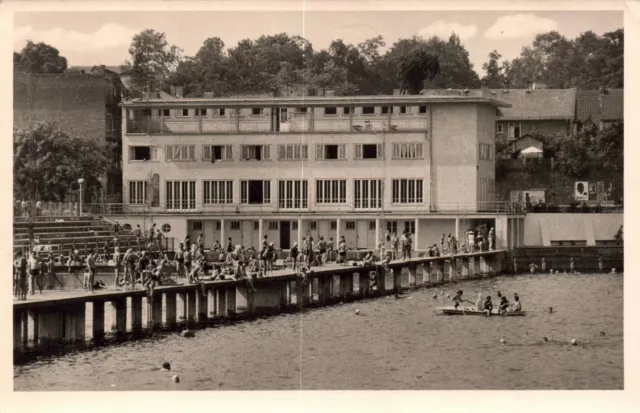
[13,216,140,257]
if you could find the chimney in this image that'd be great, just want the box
[175,86,184,98]
[480,80,488,90]
[203,91,214,98]
[325,90,335,97]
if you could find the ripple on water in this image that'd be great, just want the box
[13,273,623,390]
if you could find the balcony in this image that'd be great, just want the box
[125,115,428,135]
[81,201,511,216]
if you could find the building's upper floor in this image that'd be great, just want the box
[120,94,510,136]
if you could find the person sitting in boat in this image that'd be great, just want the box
[452,290,474,310]
[510,294,522,312]
[483,296,493,315]
[475,293,483,311]
[498,295,510,314]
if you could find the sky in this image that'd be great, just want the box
[13,10,622,75]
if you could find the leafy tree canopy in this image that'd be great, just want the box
[14,122,112,202]
[14,41,68,74]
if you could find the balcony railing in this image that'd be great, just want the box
[74,201,512,216]
[125,116,429,135]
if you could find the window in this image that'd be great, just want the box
[479,143,494,161]
[192,221,203,231]
[268,221,279,230]
[216,222,221,230]
[362,106,375,115]
[254,221,259,230]
[241,180,271,204]
[230,221,240,230]
[386,221,398,234]
[309,221,317,230]
[419,106,427,114]
[354,143,383,159]
[392,143,424,159]
[515,125,521,139]
[354,179,383,209]
[343,107,351,115]
[241,145,270,161]
[324,107,337,115]
[218,108,226,116]
[292,221,298,230]
[404,221,415,234]
[166,145,196,161]
[400,106,407,114]
[369,221,376,230]
[330,221,337,230]
[251,108,264,115]
[345,221,356,230]
[316,180,347,204]
[277,144,308,160]
[165,180,196,210]
[381,106,393,114]
[497,124,504,134]
[195,108,207,116]
[129,146,158,161]
[203,145,233,161]
[160,109,170,117]
[296,107,308,114]
[316,144,346,160]
[278,180,308,209]
[128,181,147,204]
[161,224,171,233]
[123,224,132,230]
[181,108,189,117]
[141,109,151,116]
[203,180,233,204]
[392,179,423,204]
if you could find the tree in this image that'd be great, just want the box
[397,50,440,94]
[121,29,182,92]
[14,122,112,202]
[482,50,506,88]
[15,41,67,74]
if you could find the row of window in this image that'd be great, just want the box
[191,219,417,234]
[128,178,425,209]
[133,105,430,119]
[128,143,426,162]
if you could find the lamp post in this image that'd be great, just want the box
[78,178,85,216]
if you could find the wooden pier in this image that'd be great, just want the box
[13,250,506,362]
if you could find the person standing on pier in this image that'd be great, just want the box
[307,237,315,266]
[440,234,445,254]
[318,236,327,266]
[447,233,452,253]
[290,242,299,270]
[113,245,122,287]
[134,225,142,248]
[156,229,164,255]
[197,233,204,248]
[28,251,42,295]
[85,250,96,293]
[327,237,335,263]
[174,244,185,279]
[391,232,399,260]
[111,221,121,238]
[338,236,347,265]
[15,251,28,300]
[488,227,495,250]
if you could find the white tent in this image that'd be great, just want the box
[520,146,543,158]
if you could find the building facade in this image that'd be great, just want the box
[118,94,522,251]
[13,71,125,200]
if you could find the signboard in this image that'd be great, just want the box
[575,181,615,204]
[509,190,546,209]
[574,182,589,201]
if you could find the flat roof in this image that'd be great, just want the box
[120,95,511,109]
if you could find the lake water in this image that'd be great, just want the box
[13,273,623,390]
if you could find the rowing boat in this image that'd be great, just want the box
[436,306,527,316]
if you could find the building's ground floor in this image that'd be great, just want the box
[105,213,526,252]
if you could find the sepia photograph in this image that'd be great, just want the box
[5,0,630,398]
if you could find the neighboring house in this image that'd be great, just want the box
[13,70,125,201]
[576,88,623,130]
[422,87,577,142]
[510,135,544,158]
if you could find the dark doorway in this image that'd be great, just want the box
[279,221,291,249]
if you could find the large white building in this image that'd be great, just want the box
[116,94,526,251]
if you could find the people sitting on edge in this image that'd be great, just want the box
[483,296,493,315]
[452,290,474,310]
[510,294,522,312]
[363,250,375,266]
